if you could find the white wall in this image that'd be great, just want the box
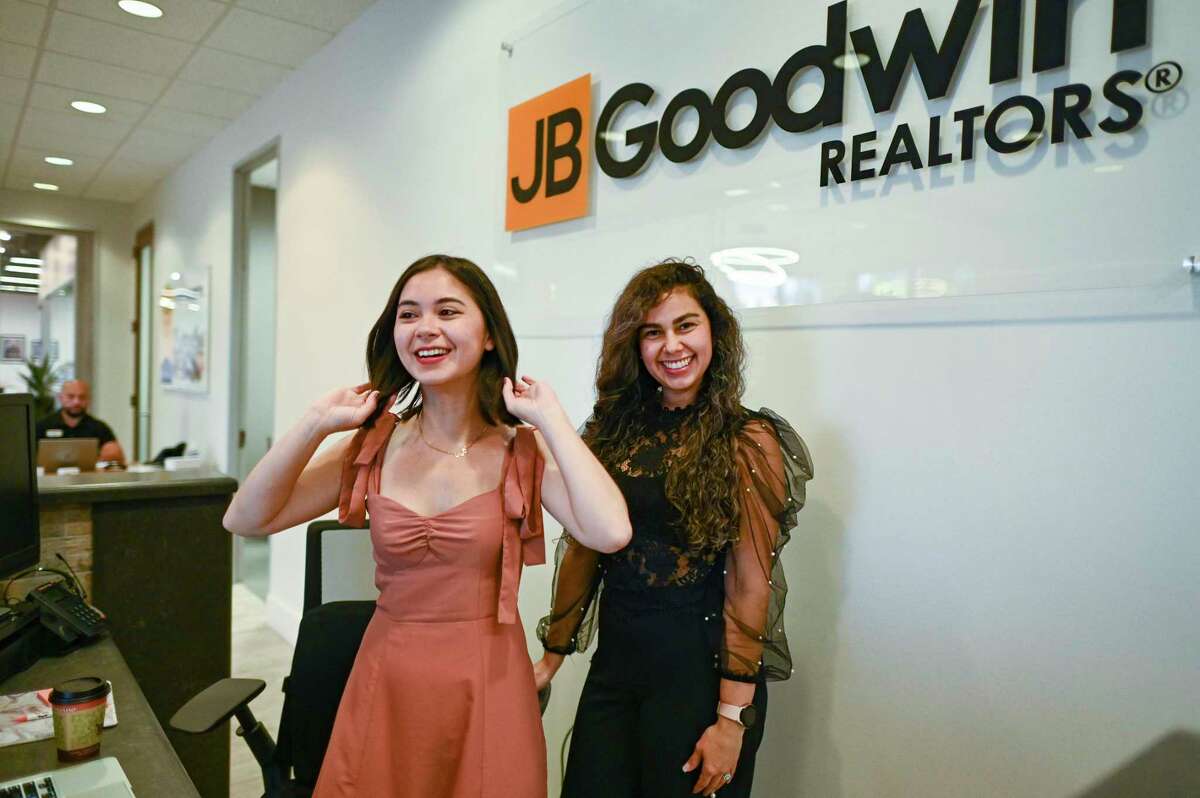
[0,189,134,446]
[0,291,39,393]
[132,1,1199,797]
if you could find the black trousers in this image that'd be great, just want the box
[561,599,768,798]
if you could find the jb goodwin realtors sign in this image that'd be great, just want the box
[504,0,1183,232]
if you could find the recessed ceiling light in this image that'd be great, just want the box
[33,183,59,191]
[0,231,10,241]
[0,247,5,254]
[44,156,74,166]
[70,101,107,114]
[10,257,43,265]
[1,275,41,286]
[5,264,41,275]
[118,0,164,18]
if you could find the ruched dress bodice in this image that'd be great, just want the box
[369,490,506,623]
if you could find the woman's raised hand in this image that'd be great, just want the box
[502,375,565,429]
[309,384,380,435]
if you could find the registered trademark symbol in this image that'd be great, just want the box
[1145,61,1182,94]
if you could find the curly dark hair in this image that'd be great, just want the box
[363,254,520,427]
[584,259,747,551]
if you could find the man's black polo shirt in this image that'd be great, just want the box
[36,412,116,445]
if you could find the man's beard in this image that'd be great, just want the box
[63,408,85,419]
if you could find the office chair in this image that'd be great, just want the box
[170,520,550,798]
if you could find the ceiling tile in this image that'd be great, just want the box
[234,0,375,33]
[180,47,290,96]
[45,11,194,75]
[13,124,116,158]
[10,145,102,181]
[0,0,49,47]
[37,52,168,104]
[28,82,148,124]
[0,76,27,104]
[114,127,207,167]
[6,166,91,195]
[87,158,162,202]
[95,157,166,183]
[0,43,36,79]
[20,108,134,152]
[84,179,148,203]
[206,8,330,68]
[158,80,254,119]
[55,0,227,43]
[142,106,227,137]
[0,101,22,138]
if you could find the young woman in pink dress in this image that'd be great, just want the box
[224,254,632,798]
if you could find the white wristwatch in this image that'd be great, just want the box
[717,701,758,729]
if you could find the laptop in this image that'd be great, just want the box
[0,757,133,797]
[37,438,100,474]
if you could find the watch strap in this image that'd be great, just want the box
[717,701,748,727]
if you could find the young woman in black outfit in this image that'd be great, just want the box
[534,260,812,797]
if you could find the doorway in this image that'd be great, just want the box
[0,222,92,413]
[231,143,280,600]
[132,224,154,463]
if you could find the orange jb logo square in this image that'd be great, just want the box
[505,74,591,232]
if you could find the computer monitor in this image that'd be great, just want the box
[0,393,39,579]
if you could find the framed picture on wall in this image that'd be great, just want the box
[158,267,210,393]
[1,335,26,363]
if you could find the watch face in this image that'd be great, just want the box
[740,704,759,728]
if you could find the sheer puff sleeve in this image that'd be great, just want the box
[536,532,602,655]
[720,408,813,683]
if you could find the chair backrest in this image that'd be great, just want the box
[303,520,379,614]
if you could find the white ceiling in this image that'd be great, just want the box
[0,0,376,203]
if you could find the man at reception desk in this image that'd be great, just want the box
[35,379,126,466]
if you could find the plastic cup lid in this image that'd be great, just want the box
[50,677,110,704]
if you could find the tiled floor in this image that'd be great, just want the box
[229,582,293,798]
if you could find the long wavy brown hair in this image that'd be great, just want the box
[363,254,520,427]
[584,260,747,551]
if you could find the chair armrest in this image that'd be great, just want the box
[170,677,266,734]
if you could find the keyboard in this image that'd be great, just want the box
[0,758,133,798]
[1,774,56,797]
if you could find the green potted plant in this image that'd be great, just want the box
[21,353,61,418]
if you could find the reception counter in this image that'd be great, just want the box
[17,468,238,798]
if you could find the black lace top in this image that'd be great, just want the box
[536,405,812,682]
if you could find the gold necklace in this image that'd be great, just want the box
[418,415,489,459]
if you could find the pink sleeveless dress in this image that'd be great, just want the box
[312,412,548,798]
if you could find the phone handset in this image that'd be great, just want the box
[28,581,108,644]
